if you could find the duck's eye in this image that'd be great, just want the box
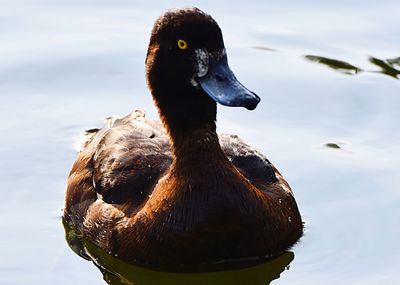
[177,39,188,50]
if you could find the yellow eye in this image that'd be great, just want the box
[177,39,188,50]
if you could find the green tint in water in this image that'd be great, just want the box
[369,56,400,79]
[324,143,342,149]
[63,219,294,285]
[257,49,400,79]
[304,54,400,79]
[387,57,400,67]
[304,55,362,75]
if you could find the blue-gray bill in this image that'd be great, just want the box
[197,55,260,110]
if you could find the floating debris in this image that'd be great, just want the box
[387,57,400,68]
[304,55,362,75]
[252,46,277,52]
[369,56,400,79]
[325,143,341,149]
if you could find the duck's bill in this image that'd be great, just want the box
[196,54,260,110]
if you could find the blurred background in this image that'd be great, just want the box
[0,0,399,284]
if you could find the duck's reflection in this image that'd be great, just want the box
[63,219,295,285]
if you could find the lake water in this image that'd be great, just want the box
[1,0,399,284]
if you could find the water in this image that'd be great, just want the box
[1,0,399,284]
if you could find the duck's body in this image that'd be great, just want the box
[64,8,302,270]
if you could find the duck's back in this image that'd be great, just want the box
[65,111,170,226]
[64,110,300,267]
[68,110,281,200]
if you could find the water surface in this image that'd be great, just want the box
[1,1,399,284]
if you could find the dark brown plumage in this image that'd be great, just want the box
[64,7,302,270]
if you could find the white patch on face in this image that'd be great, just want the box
[194,49,209,77]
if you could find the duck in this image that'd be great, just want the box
[63,7,303,270]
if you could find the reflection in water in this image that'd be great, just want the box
[252,46,277,52]
[324,143,342,149]
[304,54,400,79]
[304,55,362,75]
[387,57,400,68]
[63,219,294,285]
[369,56,400,79]
[256,47,400,80]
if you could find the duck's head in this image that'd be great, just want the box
[146,8,260,133]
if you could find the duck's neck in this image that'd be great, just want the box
[146,45,225,166]
[152,88,226,167]
[161,102,226,165]
[172,126,227,167]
